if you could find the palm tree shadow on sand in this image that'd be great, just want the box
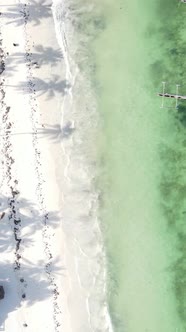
[0,193,64,328]
[37,122,76,143]
[0,194,59,254]
[13,45,63,68]
[0,259,63,329]
[1,57,17,77]
[3,122,76,144]
[13,75,71,100]
[3,0,51,27]
[4,45,63,77]
[33,76,71,98]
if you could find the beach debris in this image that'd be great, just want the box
[22,293,26,299]
[12,189,20,196]
[14,218,21,225]
[0,286,5,299]
[0,45,5,75]
[23,323,28,327]
[0,61,5,74]
[20,278,24,283]
[0,212,5,220]
[13,43,19,47]
[32,61,40,68]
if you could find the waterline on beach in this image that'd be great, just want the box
[52,0,113,331]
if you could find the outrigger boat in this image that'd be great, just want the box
[157,82,186,109]
[158,93,186,100]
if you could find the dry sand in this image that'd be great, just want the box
[0,1,72,331]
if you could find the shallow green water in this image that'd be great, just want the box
[92,1,186,331]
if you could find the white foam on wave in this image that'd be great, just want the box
[52,0,114,331]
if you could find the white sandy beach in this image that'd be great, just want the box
[0,1,112,331]
[0,0,71,331]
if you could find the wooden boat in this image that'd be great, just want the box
[157,92,186,100]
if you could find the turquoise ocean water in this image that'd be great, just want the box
[53,0,186,331]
